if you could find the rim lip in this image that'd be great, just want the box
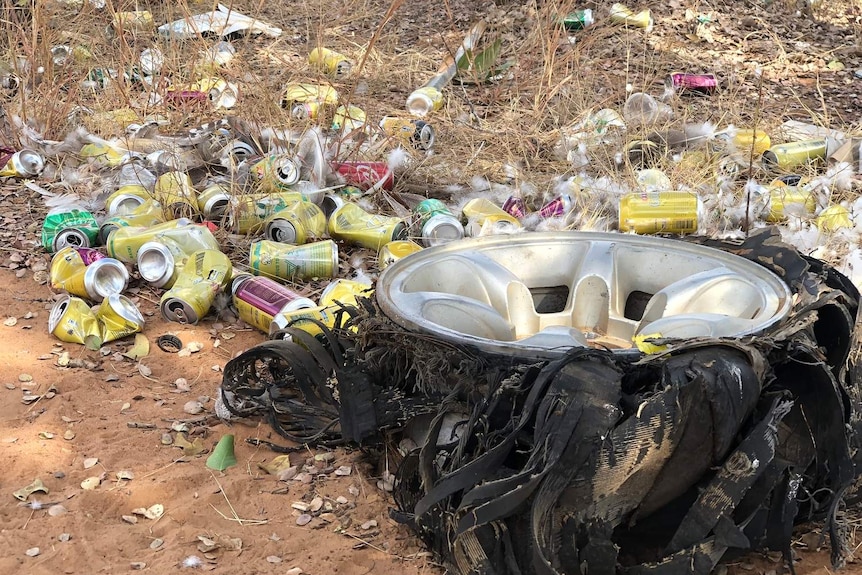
[376,231,794,359]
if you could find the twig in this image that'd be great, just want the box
[209,470,267,526]
[21,507,35,529]
[139,459,180,480]
[338,529,413,559]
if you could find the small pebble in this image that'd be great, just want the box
[296,514,312,526]
[53,471,65,479]
[361,519,378,530]
[58,533,71,542]
[130,562,146,570]
[48,504,67,517]
[183,400,204,415]
[25,547,40,557]
[266,556,282,564]
[150,538,164,550]
[334,465,352,476]
[336,496,349,505]
[309,497,323,512]
[348,485,359,496]
[161,433,173,445]
[286,568,303,575]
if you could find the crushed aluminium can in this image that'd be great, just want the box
[328,202,408,250]
[461,198,523,236]
[42,208,100,252]
[609,3,653,29]
[0,149,44,177]
[731,129,771,156]
[379,117,436,150]
[539,194,575,218]
[227,191,306,234]
[668,73,718,95]
[112,11,155,34]
[308,47,353,79]
[105,185,151,216]
[502,196,527,219]
[251,155,301,191]
[154,171,198,219]
[264,202,327,244]
[280,82,339,110]
[618,191,700,235]
[319,278,372,309]
[406,86,444,117]
[378,240,423,269]
[765,180,816,222]
[197,182,232,220]
[106,218,212,263]
[95,294,145,343]
[159,250,232,324]
[98,200,165,245]
[332,105,367,132]
[762,139,828,171]
[231,274,316,333]
[48,295,101,346]
[415,199,463,247]
[50,247,129,301]
[561,9,594,30]
[332,161,393,190]
[270,305,335,339]
[250,240,338,281]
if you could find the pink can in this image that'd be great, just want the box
[502,196,527,219]
[670,73,717,95]
[538,194,574,218]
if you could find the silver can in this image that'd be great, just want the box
[421,213,465,247]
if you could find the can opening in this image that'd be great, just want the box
[55,229,88,250]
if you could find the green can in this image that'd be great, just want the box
[415,198,453,227]
[561,9,594,30]
[42,209,100,252]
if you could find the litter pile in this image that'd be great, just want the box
[3,2,862,574]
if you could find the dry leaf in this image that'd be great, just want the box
[63,430,75,440]
[18,373,32,382]
[116,470,134,480]
[38,431,55,439]
[121,402,131,412]
[187,341,203,352]
[81,476,101,490]
[57,352,70,367]
[258,455,294,476]
[83,457,99,469]
[3,317,17,326]
[48,504,67,517]
[138,364,152,377]
[123,334,150,361]
[173,433,204,456]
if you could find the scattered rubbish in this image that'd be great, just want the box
[131,503,164,520]
[13,478,48,501]
[158,5,282,40]
[80,476,101,490]
[157,334,183,353]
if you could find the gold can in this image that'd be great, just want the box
[816,204,853,232]
[378,240,423,269]
[96,294,145,343]
[308,47,353,79]
[0,149,44,177]
[461,198,521,227]
[264,202,327,244]
[228,192,306,234]
[50,247,129,301]
[250,240,338,281]
[160,250,232,324]
[766,182,816,222]
[48,295,101,346]
[328,202,407,250]
[762,139,828,171]
[319,278,373,308]
[379,117,436,150]
[332,105,367,132]
[154,171,198,219]
[405,86,444,117]
[609,3,653,29]
[618,191,700,234]
[233,297,277,334]
[250,155,301,192]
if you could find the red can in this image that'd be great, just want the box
[669,73,717,95]
[332,161,393,191]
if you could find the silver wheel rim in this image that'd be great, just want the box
[376,231,793,359]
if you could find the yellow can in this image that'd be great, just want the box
[250,240,338,281]
[405,86,444,116]
[197,182,232,220]
[461,198,522,228]
[264,202,327,244]
[96,294,145,343]
[308,47,353,79]
[732,129,771,156]
[99,200,166,245]
[154,171,198,219]
[228,192,306,234]
[50,247,129,301]
[80,143,128,167]
[280,82,339,110]
[105,185,151,216]
[328,202,408,250]
[762,139,828,171]
[112,11,154,33]
[48,295,101,346]
[106,219,216,263]
[332,105,367,132]
[270,305,336,339]
[766,182,816,222]
[618,191,700,234]
[319,278,373,308]
[378,240,423,269]
[233,297,277,334]
[609,3,653,29]
[816,204,853,232]
[159,250,232,324]
[250,155,301,192]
